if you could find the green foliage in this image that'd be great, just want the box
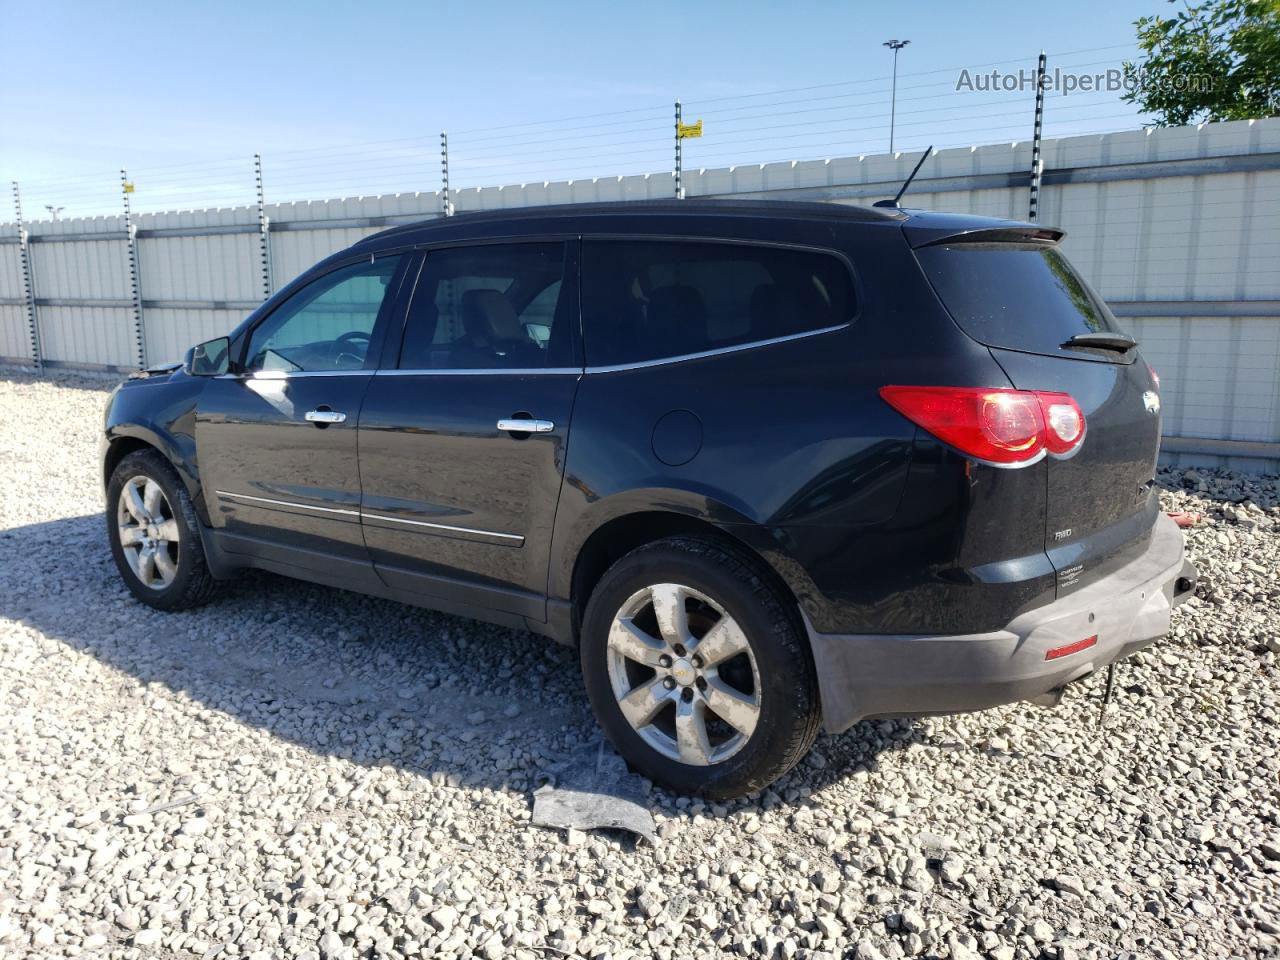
[1123,0,1280,125]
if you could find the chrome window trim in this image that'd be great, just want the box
[215,490,523,543]
[583,323,847,374]
[374,367,581,377]
[361,511,524,543]
[215,490,360,517]
[367,324,846,376]
[214,369,373,380]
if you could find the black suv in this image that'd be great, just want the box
[101,200,1196,798]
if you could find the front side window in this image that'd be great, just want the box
[581,240,855,366]
[245,256,403,373]
[397,243,571,370]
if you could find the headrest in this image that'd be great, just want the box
[461,289,521,342]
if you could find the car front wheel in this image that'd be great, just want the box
[106,449,218,611]
[581,536,821,799]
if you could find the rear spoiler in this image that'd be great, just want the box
[905,224,1065,249]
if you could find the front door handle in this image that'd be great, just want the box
[305,409,347,424]
[496,418,554,434]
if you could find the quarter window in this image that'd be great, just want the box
[914,244,1126,359]
[398,243,571,370]
[581,240,855,366]
[245,256,403,373]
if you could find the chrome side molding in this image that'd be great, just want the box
[214,490,523,545]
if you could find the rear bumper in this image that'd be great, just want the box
[809,513,1196,734]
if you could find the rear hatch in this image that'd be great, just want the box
[908,222,1162,597]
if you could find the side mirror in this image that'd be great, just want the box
[185,336,231,376]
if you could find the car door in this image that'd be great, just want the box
[356,240,582,621]
[195,252,412,580]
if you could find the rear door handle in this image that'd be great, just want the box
[305,409,347,424]
[496,418,554,434]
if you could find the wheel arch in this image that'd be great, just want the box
[565,503,818,645]
[103,425,208,525]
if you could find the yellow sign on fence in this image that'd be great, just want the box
[676,120,703,140]
[122,182,136,193]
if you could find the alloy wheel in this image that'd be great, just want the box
[605,583,762,766]
[116,475,180,590]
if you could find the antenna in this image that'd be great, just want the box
[874,145,933,209]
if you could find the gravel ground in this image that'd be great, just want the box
[1,369,1278,960]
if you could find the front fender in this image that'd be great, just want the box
[102,373,208,522]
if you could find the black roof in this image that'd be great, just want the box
[357,197,909,247]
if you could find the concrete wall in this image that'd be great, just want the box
[2,118,1277,470]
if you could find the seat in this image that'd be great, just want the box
[454,289,543,368]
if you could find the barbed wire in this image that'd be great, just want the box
[4,43,1190,222]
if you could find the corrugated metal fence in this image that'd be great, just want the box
[2,118,1278,470]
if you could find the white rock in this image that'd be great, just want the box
[1054,874,1087,898]
[133,928,163,947]
[1029,919,1054,942]
[429,906,458,933]
[180,817,210,837]
[899,908,925,934]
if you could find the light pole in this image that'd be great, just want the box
[883,39,910,154]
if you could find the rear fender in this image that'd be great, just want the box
[549,485,823,620]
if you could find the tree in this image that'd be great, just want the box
[1122,0,1280,125]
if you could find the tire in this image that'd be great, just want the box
[106,448,218,611]
[580,536,821,799]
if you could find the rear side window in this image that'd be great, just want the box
[581,240,855,366]
[915,244,1125,357]
[398,243,572,370]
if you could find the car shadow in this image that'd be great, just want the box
[0,512,916,823]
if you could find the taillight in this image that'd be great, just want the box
[1148,364,1160,389]
[880,386,1086,467]
[1037,391,1086,455]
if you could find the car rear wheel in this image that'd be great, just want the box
[106,449,218,611]
[581,536,820,798]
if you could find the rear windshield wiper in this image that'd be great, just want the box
[1061,332,1137,353]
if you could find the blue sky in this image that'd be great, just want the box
[0,0,1161,216]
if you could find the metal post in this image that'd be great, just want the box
[1029,51,1047,223]
[11,182,41,371]
[674,100,684,200]
[440,131,452,217]
[254,153,273,299]
[121,170,146,369]
[1097,661,1118,729]
[883,40,910,154]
